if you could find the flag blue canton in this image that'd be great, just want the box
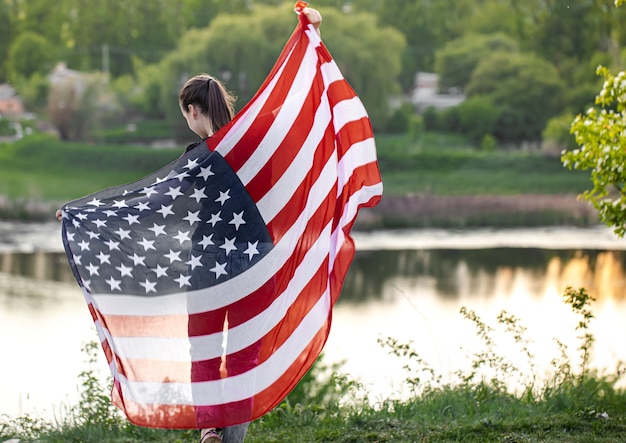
[62,145,273,296]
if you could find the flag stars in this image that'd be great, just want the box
[72,254,82,265]
[244,241,260,260]
[138,238,156,251]
[114,227,131,240]
[72,219,81,228]
[229,211,246,230]
[77,240,90,251]
[190,187,208,203]
[187,255,203,270]
[104,239,120,251]
[115,263,133,278]
[154,265,169,278]
[96,251,111,264]
[113,200,128,209]
[198,165,214,180]
[183,210,201,225]
[93,219,107,228]
[87,231,100,240]
[85,262,100,276]
[210,262,228,279]
[103,209,117,217]
[129,253,146,266]
[165,249,182,263]
[175,170,190,181]
[198,234,214,249]
[220,237,237,256]
[135,201,151,212]
[207,211,222,227]
[87,198,103,207]
[215,189,231,206]
[76,213,89,220]
[165,186,184,199]
[123,213,140,225]
[174,273,192,288]
[105,277,122,291]
[141,187,158,198]
[139,279,157,293]
[157,204,175,218]
[184,158,200,170]
[173,230,191,244]
[149,223,167,236]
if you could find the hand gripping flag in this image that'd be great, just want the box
[60,3,382,429]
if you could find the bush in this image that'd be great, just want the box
[456,96,500,143]
[385,103,417,134]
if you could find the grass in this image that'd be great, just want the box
[2,287,625,442]
[0,132,592,205]
[375,134,592,196]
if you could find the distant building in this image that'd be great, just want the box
[0,84,25,118]
[411,72,465,112]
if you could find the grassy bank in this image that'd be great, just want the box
[2,287,625,442]
[0,133,593,223]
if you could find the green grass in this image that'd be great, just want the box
[0,134,181,204]
[375,134,592,196]
[2,287,625,442]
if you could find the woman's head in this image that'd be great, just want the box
[179,74,236,138]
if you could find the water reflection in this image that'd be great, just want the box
[342,249,626,303]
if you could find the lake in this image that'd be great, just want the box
[1,222,625,419]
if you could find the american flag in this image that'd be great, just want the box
[61,6,382,429]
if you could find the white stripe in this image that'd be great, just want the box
[236,44,319,185]
[336,137,377,194]
[255,104,333,223]
[114,287,332,405]
[333,96,369,133]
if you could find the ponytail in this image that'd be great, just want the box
[179,74,236,133]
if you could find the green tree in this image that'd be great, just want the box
[435,33,519,91]
[562,66,626,237]
[0,2,13,82]
[466,51,565,142]
[6,31,56,82]
[154,3,404,134]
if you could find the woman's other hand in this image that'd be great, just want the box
[302,7,322,35]
[55,209,62,221]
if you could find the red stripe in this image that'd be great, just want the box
[242,66,324,202]
[264,124,336,242]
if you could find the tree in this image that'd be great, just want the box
[6,31,56,82]
[154,3,404,134]
[466,51,565,142]
[0,2,13,82]
[435,33,519,91]
[562,66,626,237]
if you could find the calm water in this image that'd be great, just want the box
[1,222,626,419]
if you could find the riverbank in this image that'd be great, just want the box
[0,192,599,230]
[359,192,598,229]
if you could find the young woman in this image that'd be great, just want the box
[178,7,322,443]
[56,7,322,443]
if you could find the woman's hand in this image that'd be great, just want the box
[55,209,62,221]
[302,7,322,35]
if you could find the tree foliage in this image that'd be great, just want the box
[7,32,56,82]
[562,66,626,237]
[152,3,404,134]
[435,33,519,91]
[466,51,565,141]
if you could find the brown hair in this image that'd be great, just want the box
[179,74,236,134]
